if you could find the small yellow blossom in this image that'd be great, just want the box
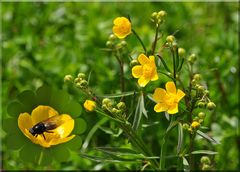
[18,105,75,148]
[132,54,158,87]
[191,121,200,129]
[112,17,131,39]
[84,100,96,112]
[153,81,185,114]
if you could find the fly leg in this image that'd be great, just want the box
[42,133,46,140]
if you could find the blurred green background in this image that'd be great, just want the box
[1,2,239,170]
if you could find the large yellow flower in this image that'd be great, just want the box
[132,54,158,87]
[112,17,131,39]
[153,81,185,114]
[18,105,75,148]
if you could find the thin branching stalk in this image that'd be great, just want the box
[151,24,160,55]
[114,53,125,96]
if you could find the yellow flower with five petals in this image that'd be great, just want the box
[153,81,185,114]
[112,17,131,39]
[132,54,158,87]
[84,100,96,112]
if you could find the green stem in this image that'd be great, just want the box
[171,48,176,84]
[132,29,147,55]
[38,150,44,165]
[151,24,159,55]
[189,133,196,170]
[115,53,125,97]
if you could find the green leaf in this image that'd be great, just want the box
[17,90,37,113]
[95,147,139,155]
[97,91,136,98]
[99,126,122,137]
[190,150,218,155]
[5,130,26,150]
[19,142,41,163]
[2,118,18,134]
[36,85,52,105]
[72,118,87,134]
[65,136,82,150]
[177,58,184,72]
[157,55,171,73]
[39,148,53,165]
[197,130,220,144]
[183,157,190,171]
[64,99,82,117]
[7,101,24,117]
[50,89,70,113]
[177,123,183,154]
[52,145,70,162]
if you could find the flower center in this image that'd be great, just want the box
[165,94,178,106]
[143,64,154,78]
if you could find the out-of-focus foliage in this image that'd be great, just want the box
[1,2,239,170]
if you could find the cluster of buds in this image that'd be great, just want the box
[187,53,197,65]
[200,156,212,170]
[183,120,200,134]
[102,98,126,119]
[106,33,127,49]
[151,10,167,26]
[64,73,88,90]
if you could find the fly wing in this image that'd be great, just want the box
[42,115,63,130]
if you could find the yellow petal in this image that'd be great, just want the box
[132,65,143,78]
[31,105,59,125]
[154,103,168,112]
[18,113,33,138]
[167,103,178,114]
[112,26,125,39]
[153,88,166,102]
[166,81,176,94]
[151,70,158,81]
[138,76,150,87]
[176,89,185,102]
[51,135,75,146]
[149,55,155,62]
[138,54,150,65]
[54,114,74,138]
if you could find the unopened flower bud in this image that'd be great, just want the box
[78,73,86,79]
[191,79,197,86]
[117,102,126,111]
[178,48,186,56]
[202,164,211,170]
[204,90,209,96]
[130,59,139,67]
[199,119,204,123]
[172,42,178,51]
[201,156,211,165]
[166,35,175,43]
[106,41,113,48]
[151,12,158,18]
[193,117,199,121]
[198,102,206,108]
[74,78,81,83]
[79,80,88,89]
[197,85,205,92]
[109,34,116,41]
[102,104,108,110]
[158,10,167,18]
[198,112,206,119]
[102,98,111,105]
[183,123,189,130]
[207,102,216,110]
[193,74,201,81]
[64,75,73,83]
[120,41,127,47]
[188,53,197,65]
[111,108,118,114]
[191,121,200,129]
[75,82,81,88]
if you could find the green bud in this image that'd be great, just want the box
[111,108,118,114]
[199,119,204,123]
[130,59,139,67]
[102,104,108,110]
[158,10,167,18]
[204,90,209,96]
[198,102,206,108]
[202,164,211,170]
[102,98,111,105]
[117,102,126,111]
[188,53,197,65]
[193,117,199,121]
[197,85,205,92]
[74,78,81,83]
[193,74,201,81]
[106,41,113,48]
[172,42,178,51]
[198,112,206,119]
[120,41,127,47]
[207,102,216,110]
[109,34,116,41]
[78,73,86,79]
[166,35,175,43]
[183,123,189,130]
[201,156,211,165]
[178,48,186,56]
[191,79,197,86]
[75,82,81,88]
[79,80,88,89]
[64,75,73,83]
[151,12,158,18]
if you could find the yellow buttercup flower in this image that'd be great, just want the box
[18,105,75,148]
[191,121,200,129]
[132,54,158,87]
[153,81,185,114]
[112,17,131,39]
[84,100,96,112]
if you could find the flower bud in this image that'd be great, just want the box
[109,34,116,41]
[178,48,186,56]
[78,73,86,79]
[79,80,88,89]
[201,156,211,165]
[83,100,96,112]
[75,82,81,88]
[191,121,200,129]
[106,41,113,48]
[151,12,158,18]
[198,102,206,108]
[207,102,216,110]
[172,42,178,51]
[197,85,205,92]
[74,78,81,83]
[202,164,211,170]
[64,75,73,83]
[117,102,126,111]
[193,74,201,81]
[130,59,139,67]
[102,98,111,105]
[166,35,175,43]
[183,123,189,130]
[102,104,108,110]
[120,40,127,47]
[199,119,204,123]
[204,90,209,96]
[193,117,199,121]
[191,79,197,86]
[198,112,206,119]
[158,10,167,18]
[188,53,197,65]
[111,108,118,114]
